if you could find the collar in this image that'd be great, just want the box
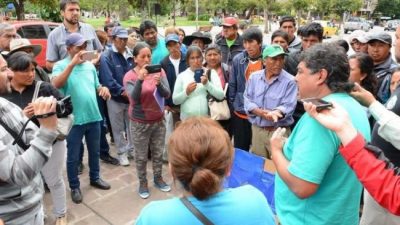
[111,44,133,58]
[375,54,395,70]
[62,22,82,33]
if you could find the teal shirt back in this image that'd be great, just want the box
[136,185,275,225]
[275,93,371,225]
[151,38,168,65]
[52,58,102,125]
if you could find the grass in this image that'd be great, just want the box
[83,16,212,29]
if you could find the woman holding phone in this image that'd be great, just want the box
[123,42,171,199]
[172,46,224,120]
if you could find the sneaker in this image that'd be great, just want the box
[118,153,130,166]
[55,216,67,225]
[138,182,150,199]
[154,177,171,192]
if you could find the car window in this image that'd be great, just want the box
[18,25,47,39]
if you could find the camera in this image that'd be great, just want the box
[56,95,72,116]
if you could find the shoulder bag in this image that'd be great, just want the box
[180,197,214,225]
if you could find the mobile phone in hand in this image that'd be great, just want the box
[194,69,203,83]
[81,51,97,61]
[301,98,333,112]
[145,64,162,74]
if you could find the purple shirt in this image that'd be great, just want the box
[244,69,298,127]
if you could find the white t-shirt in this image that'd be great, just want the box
[169,56,180,76]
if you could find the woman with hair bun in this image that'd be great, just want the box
[136,117,275,225]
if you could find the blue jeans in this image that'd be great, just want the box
[67,121,101,189]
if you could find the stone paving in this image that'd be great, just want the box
[44,144,182,225]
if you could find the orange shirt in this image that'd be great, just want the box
[235,59,263,119]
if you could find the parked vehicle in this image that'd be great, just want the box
[11,21,60,69]
[384,20,400,31]
[313,20,338,38]
[344,17,370,33]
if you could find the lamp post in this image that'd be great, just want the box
[195,0,199,30]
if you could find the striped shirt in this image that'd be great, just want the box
[0,98,57,224]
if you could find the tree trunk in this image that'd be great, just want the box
[263,8,270,34]
[141,0,147,21]
[14,0,25,20]
[246,6,256,19]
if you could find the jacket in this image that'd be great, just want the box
[228,50,264,114]
[99,46,134,104]
[215,34,244,66]
[373,54,397,103]
[283,50,302,76]
[160,55,187,107]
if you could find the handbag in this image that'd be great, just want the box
[208,83,231,120]
[32,81,74,140]
[180,197,214,225]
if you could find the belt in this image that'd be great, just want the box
[259,126,289,131]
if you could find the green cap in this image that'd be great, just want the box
[262,44,287,59]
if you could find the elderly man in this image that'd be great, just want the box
[52,33,111,204]
[271,43,371,225]
[99,26,134,166]
[279,16,301,52]
[244,45,297,159]
[367,32,398,103]
[215,17,244,66]
[0,23,17,52]
[0,53,59,225]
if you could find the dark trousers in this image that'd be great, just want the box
[232,113,252,151]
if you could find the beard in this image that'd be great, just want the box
[65,16,79,25]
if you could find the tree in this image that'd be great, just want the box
[374,0,400,19]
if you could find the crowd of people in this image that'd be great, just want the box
[1,0,400,224]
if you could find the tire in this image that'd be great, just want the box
[344,29,348,34]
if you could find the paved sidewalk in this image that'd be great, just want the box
[44,145,182,225]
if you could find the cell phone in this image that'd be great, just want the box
[194,69,204,83]
[81,51,97,61]
[145,64,162,74]
[301,98,333,112]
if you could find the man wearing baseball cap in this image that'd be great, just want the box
[349,30,368,53]
[244,44,297,159]
[99,26,134,166]
[51,33,112,204]
[215,16,244,67]
[367,32,397,103]
[161,34,187,122]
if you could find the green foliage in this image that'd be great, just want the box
[374,0,400,18]
[187,14,210,21]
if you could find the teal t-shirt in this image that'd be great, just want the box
[136,185,275,225]
[52,57,102,125]
[275,93,371,225]
[151,38,169,65]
